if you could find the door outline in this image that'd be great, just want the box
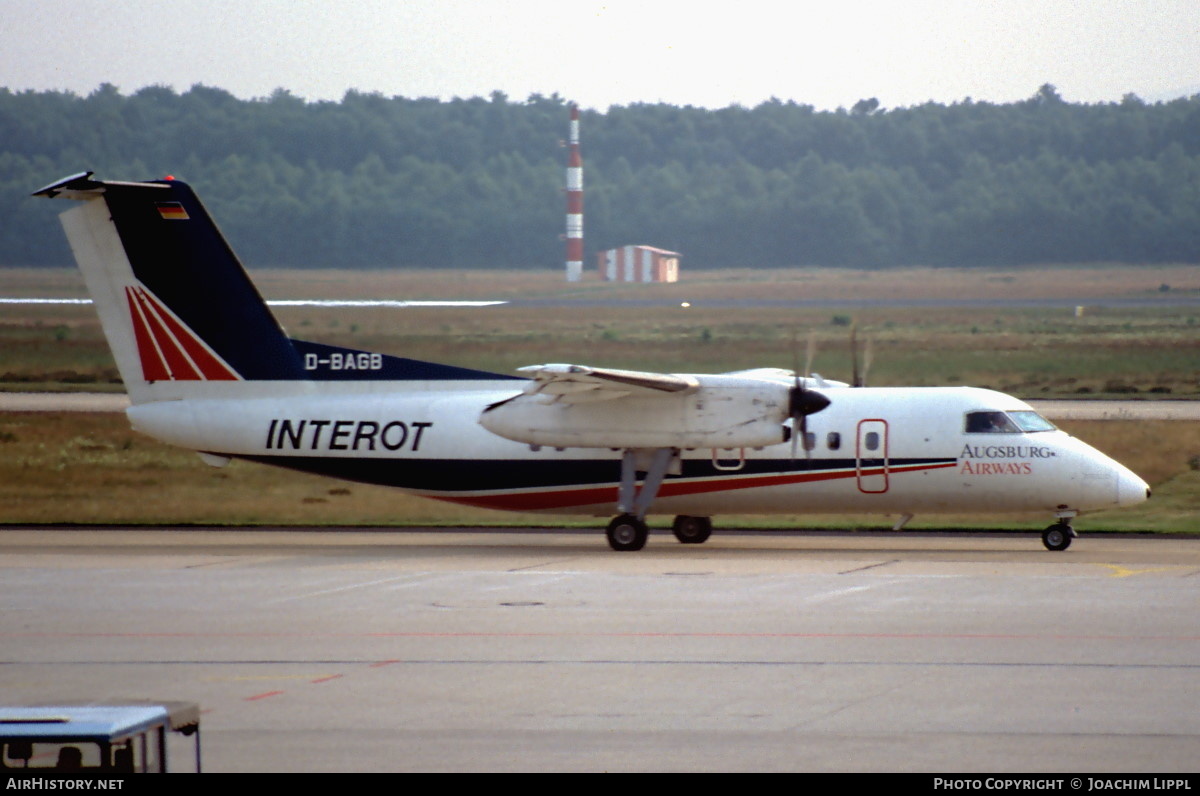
[856,418,889,494]
[711,447,746,471]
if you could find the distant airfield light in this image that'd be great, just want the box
[681,301,691,308]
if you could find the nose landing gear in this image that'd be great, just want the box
[1042,522,1075,551]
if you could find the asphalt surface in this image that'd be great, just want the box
[2,528,1197,772]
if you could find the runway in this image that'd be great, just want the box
[2,528,1198,772]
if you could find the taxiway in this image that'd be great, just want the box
[1,528,1197,772]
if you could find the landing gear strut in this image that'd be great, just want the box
[672,515,712,544]
[605,448,678,551]
[1042,522,1075,551]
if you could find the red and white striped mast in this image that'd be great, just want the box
[565,103,583,282]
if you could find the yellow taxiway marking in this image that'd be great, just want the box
[1100,564,1177,578]
[201,674,335,683]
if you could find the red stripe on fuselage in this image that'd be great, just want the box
[432,461,957,512]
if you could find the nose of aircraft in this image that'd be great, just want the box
[1117,466,1151,507]
[1062,437,1151,510]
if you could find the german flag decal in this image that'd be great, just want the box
[155,201,189,220]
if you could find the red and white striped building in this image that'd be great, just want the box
[598,245,681,283]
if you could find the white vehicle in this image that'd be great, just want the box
[34,172,1150,552]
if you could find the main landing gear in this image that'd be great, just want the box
[603,447,714,551]
[672,515,712,544]
[606,514,649,551]
[1042,521,1075,551]
[604,513,714,551]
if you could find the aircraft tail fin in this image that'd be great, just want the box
[34,172,511,403]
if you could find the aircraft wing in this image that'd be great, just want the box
[517,364,699,404]
[483,363,793,448]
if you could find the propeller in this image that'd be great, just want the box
[789,332,830,460]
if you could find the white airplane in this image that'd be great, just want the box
[34,172,1151,552]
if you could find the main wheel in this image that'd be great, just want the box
[672,515,713,544]
[1042,523,1073,551]
[606,514,649,552]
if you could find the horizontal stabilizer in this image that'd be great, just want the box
[32,171,170,199]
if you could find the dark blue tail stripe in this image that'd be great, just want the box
[106,181,306,379]
[290,339,521,381]
[104,179,516,382]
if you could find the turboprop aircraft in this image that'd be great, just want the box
[33,172,1151,552]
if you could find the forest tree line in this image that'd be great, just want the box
[2,83,1199,269]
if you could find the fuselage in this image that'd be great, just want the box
[126,378,1150,519]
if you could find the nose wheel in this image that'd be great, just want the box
[1042,522,1075,551]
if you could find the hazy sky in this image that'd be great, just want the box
[3,0,1198,110]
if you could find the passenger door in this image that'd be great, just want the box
[856,419,889,493]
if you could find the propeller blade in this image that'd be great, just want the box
[850,324,861,387]
[790,330,802,461]
[800,413,808,461]
[788,383,831,462]
[861,336,874,388]
[788,330,828,463]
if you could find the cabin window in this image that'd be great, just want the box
[827,432,841,451]
[803,432,816,451]
[863,431,880,451]
[965,411,1020,433]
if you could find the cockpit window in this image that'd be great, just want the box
[965,410,1056,434]
[965,411,1020,433]
[1008,410,1056,433]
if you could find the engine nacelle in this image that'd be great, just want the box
[479,375,793,450]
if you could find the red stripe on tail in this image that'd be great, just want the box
[134,289,201,380]
[126,287,170,381]
[125,286,240,381]
[137,288,238,380]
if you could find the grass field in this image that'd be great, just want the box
[2,265,1199,397]
[8,262,1195,302]
[1,264,1198,531]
